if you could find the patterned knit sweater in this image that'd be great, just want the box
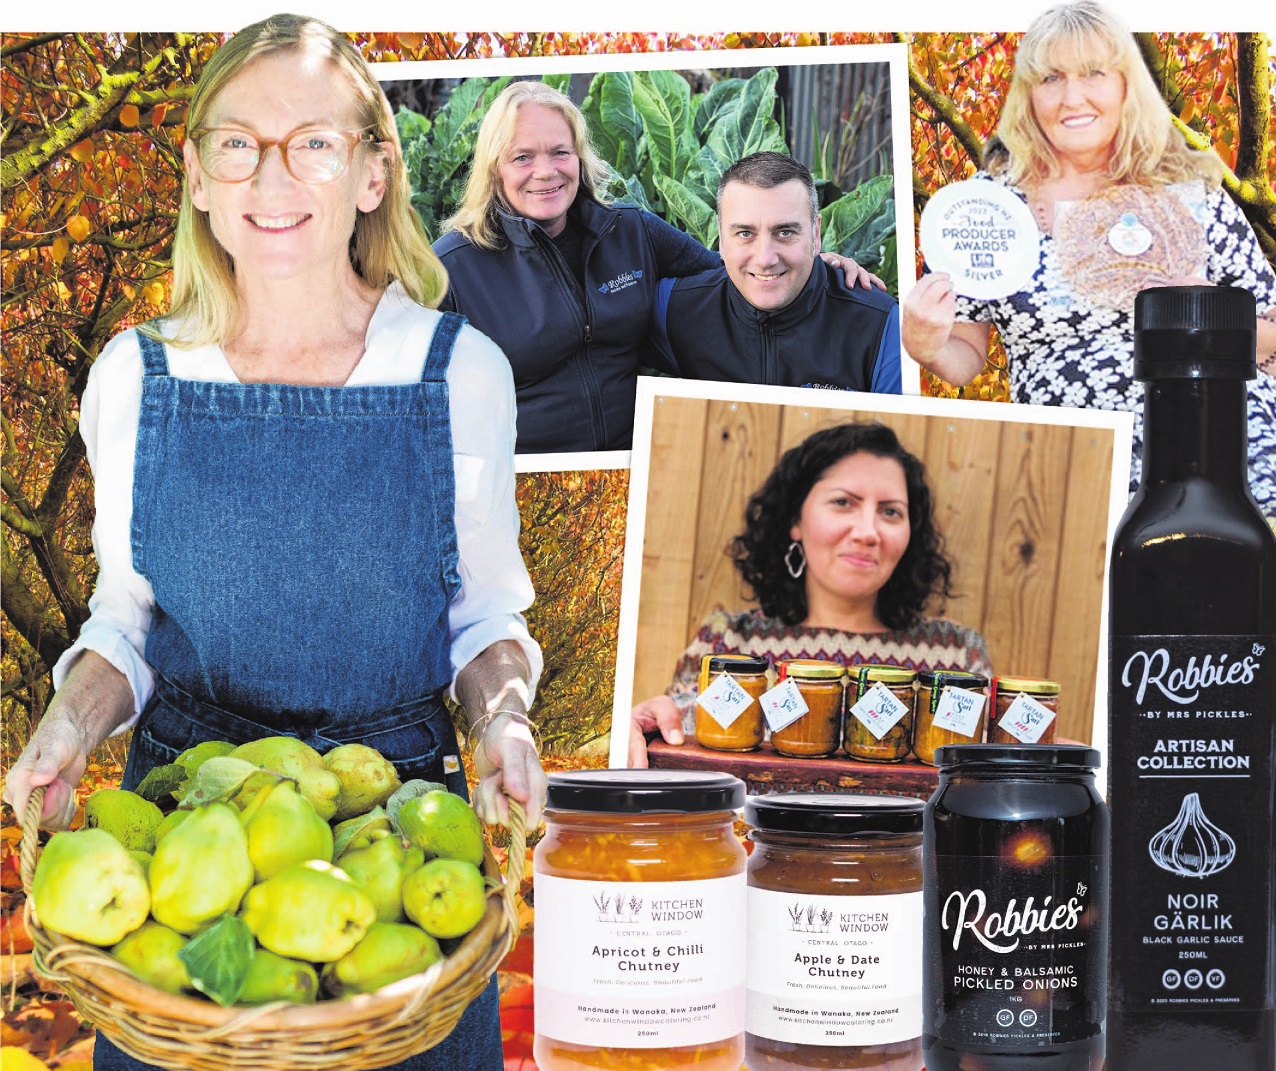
[667,608,993,728]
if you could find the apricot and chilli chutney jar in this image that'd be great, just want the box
[695,653,768,752]
[745,793,925,1071]
[989,677,1061,745]
[912,670,990,766]
[534,770,748,1071]
[844,665,917,763]
[770,660,845,758]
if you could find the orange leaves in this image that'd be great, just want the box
[118,104,140,128]
[68,141,93,164]
[50,239,68,265]
[64,216,90,243]
[142,282,166,307]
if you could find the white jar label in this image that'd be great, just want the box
[849,682,911,741]
[534,872,746,1048]
[747,888,923,1045]
[761,680,809,733]
[931,686,986,737]
[997,693,1056,743]
[697,672,754,729]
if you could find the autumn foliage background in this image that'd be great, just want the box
[1,27,1273,1069]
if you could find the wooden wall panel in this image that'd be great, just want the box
[634,395,710,703]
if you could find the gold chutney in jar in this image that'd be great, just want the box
[844,665,917,763]
[745,793,925,1071]
[912,670,990,766]
[694,653,768,752]
[771,660,845,758]
[990,676,1061,745]
[533,770,748,1071]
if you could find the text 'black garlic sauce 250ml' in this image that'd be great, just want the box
[922,744,1108,1071]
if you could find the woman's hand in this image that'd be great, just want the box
[819,252,888,292]
[2,652,135,829]
[455,640,546,829]
[473,713,547,830]
[902,274,991,386]
[627,696,686,769]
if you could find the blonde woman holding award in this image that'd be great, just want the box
[903,1,1276,513]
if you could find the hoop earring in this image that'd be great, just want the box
[785,540,806,580]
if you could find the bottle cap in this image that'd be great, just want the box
[545,770,746,813]
[1134,285,1256,381]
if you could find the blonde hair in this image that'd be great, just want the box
[444,80,611,251]
[991,0,1221,189]
[155,13,446,347]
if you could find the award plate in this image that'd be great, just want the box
[919,179,1040,299]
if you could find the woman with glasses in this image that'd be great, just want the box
[3,15,544,1069]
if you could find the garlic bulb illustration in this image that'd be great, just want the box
[1148,793,1236,878]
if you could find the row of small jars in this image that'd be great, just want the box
[692,653,1061,765]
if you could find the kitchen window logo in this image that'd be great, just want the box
[786,901,833,933]
[592,891,706,923]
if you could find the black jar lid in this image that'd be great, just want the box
[545,770,746,813]
[706,654,769,675]
[934,743,1101,769]
[745,792,924,836]
[916,669,989,689]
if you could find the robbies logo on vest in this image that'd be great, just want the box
[598,268,643,294]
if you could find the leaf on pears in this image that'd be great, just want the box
[178,756,264,807]
[385,780,447,827]
[177,915,253,1006]
[332,806,391,858]
[134,763,188,804]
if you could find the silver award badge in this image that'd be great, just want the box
[1107,211,1154,256]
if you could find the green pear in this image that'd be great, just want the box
[149,802,254,934]
[240,780,333,883]
[154,808,190,845]
[401,858,487,940]
[127,850,152,877]
[320,922,443,998]
[323,744,402,821]
[336,832,424,923]
[110,920,191,994]
[241,860,376,962]
[333,810,393,851]
[229,737,341,821]
[83,789,164,853]
[32,828,150,946]
[238,948,319,1005]
[398,791,485,867]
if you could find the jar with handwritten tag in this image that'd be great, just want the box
[844,665,917,763]
[768,660,845,758]
[695,653,769,752]
[912,670,989,766]
[990,677,1060,745]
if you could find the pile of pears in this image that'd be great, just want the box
[30,736,493,1006]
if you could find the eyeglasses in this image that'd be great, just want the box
[189,126,378,185]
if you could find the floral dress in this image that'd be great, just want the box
[953,173,1276,515]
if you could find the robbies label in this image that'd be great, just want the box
[1110,634,1274,1012]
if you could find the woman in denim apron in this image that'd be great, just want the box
[4,15,547,1071]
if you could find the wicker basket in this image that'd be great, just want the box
[20,786,525,1071]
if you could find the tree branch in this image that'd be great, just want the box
[906,43,985,167]
[1,538,70,670]
[1234,33,1270,187]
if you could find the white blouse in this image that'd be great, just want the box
[56,283,542,725]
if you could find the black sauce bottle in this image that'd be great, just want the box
[1107,286,1276,1070]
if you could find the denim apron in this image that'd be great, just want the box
[97,313,503,1071]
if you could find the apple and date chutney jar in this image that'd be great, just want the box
[745,793,925,1071]
[923,744,1108,1071]
[989,677,1061,745]
[844,665,917,763]
[694,653,769,752]
[912,670,990,766]
[533,770,748,1071]
[770,660,845,758]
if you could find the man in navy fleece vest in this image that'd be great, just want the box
[648,152,901,393]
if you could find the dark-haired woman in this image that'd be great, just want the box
[628,423,990,765]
